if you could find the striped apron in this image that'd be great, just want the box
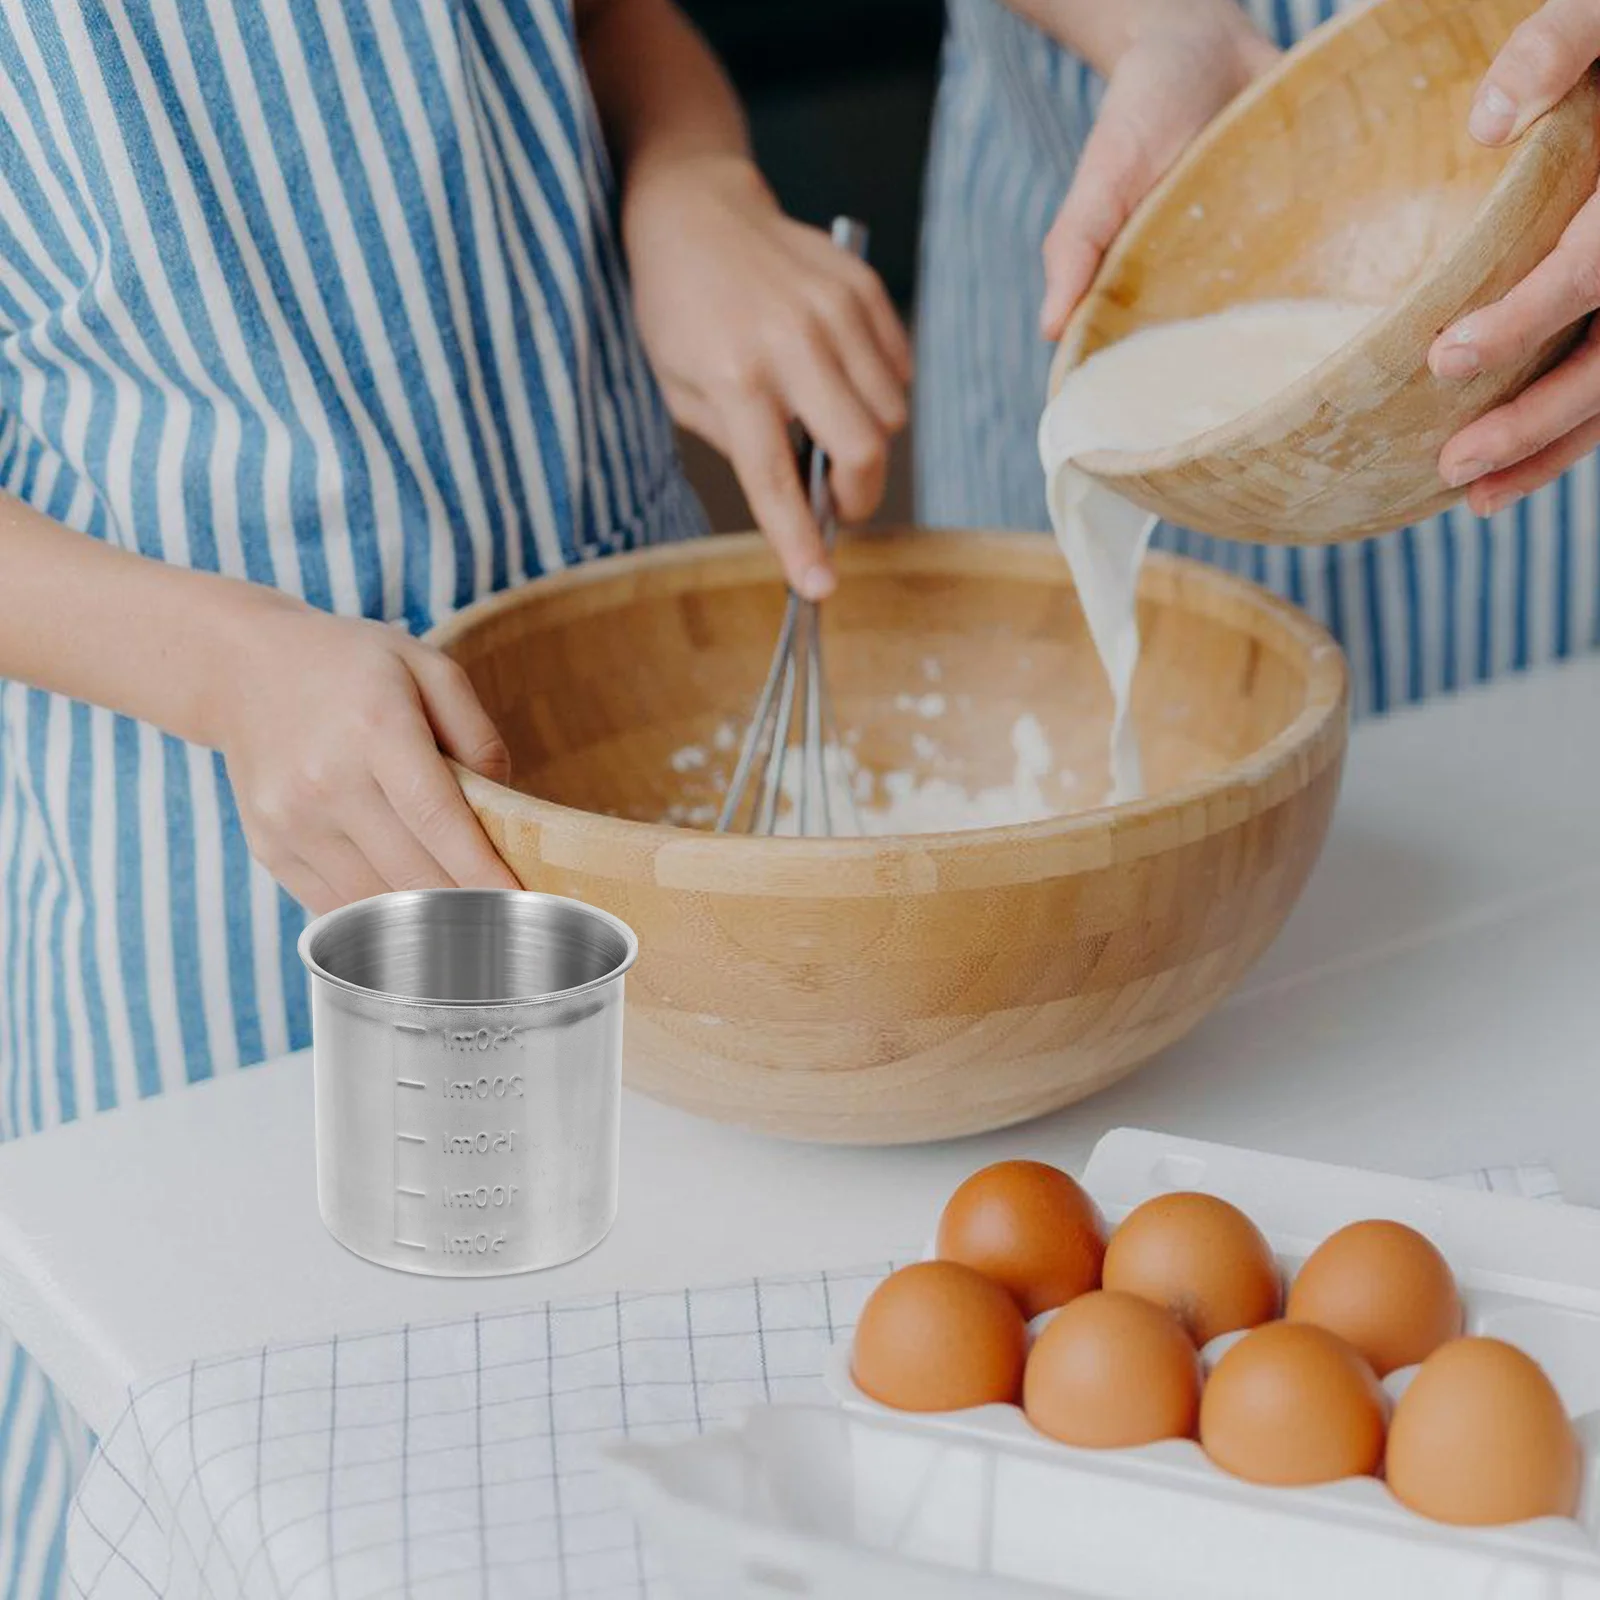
[0,2,703,1590]
[917,0,1600,719]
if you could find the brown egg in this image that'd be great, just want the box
[1102,1192,1281,1346]
[1023,1290,1201,1449]
[1386,1337,1581,1525]
[937,1160,1106,1319]
[851,1261,1027,1413]
[1286,1220,1463,1376]
[1200,1322,1387,1486]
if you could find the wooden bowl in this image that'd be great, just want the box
[1053,0,1600,544]
[427,531,1347,1144]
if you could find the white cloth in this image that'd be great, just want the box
[65,1162,1562,1599]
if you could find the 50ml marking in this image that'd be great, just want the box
[444,1184,519,1210]
[441,1129,517,1156]
[443,1232,507,1256]
[444,1074,523,1100]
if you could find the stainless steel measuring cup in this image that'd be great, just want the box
[298,888,638,1276]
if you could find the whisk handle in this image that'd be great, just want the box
[804,217,870,559]
[830,216,869,257]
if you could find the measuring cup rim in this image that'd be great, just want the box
[296,887,640,1009]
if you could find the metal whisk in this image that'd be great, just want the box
[715,217,869,838]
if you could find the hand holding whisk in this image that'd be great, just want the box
[715,217,870,837]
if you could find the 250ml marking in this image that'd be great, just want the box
[441,1130,518,1155]
[445,1026,524,1053]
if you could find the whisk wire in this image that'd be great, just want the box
[804,625,828,837]
[714,590,796,833]
[813,625,862,835]
[756,615,800,835]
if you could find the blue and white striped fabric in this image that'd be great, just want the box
[916,0,1600,720]
[0,1,703,1591]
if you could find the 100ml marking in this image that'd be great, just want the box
[441,1130,517,1155]
[444,1184,519,1210]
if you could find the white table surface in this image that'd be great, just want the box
[8,660,1600,1438]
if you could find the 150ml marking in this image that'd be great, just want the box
[444,1074,523,1100]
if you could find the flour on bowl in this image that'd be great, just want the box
[1039,299,1377,803]
[661,800,720,827]
[764,710,1068,837]
[1317,195,1454,303]
[667,711,1074,836]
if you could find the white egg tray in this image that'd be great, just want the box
[606,1128,1600,1600]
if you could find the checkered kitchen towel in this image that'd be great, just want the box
[65,1162,1564,1600]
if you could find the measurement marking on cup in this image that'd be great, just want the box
[440,1129,517,1156]
[393,1021,447,1256]
[444,1074,523,1100]
[443,1232,507,1256]
[444,1026,524,1053]
[443,1184,519,1210]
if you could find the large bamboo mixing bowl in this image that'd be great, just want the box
[1053,0,1600,544]
[427,531,1347,1145]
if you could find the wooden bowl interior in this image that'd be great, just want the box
[1067,0,1539,365]
[442,535,1323,831]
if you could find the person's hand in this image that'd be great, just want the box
[1039,3,1278,338]
[207,591,519,915]
[623,153,912,599]
[1430,0,1600,514]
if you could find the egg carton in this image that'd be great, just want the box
[605,1128,1600,1600]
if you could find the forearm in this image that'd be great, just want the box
[1004,0,1261,75]
[576,0,751,194]
[0,493,279,747]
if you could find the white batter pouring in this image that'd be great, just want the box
[1039,299,1378,801]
